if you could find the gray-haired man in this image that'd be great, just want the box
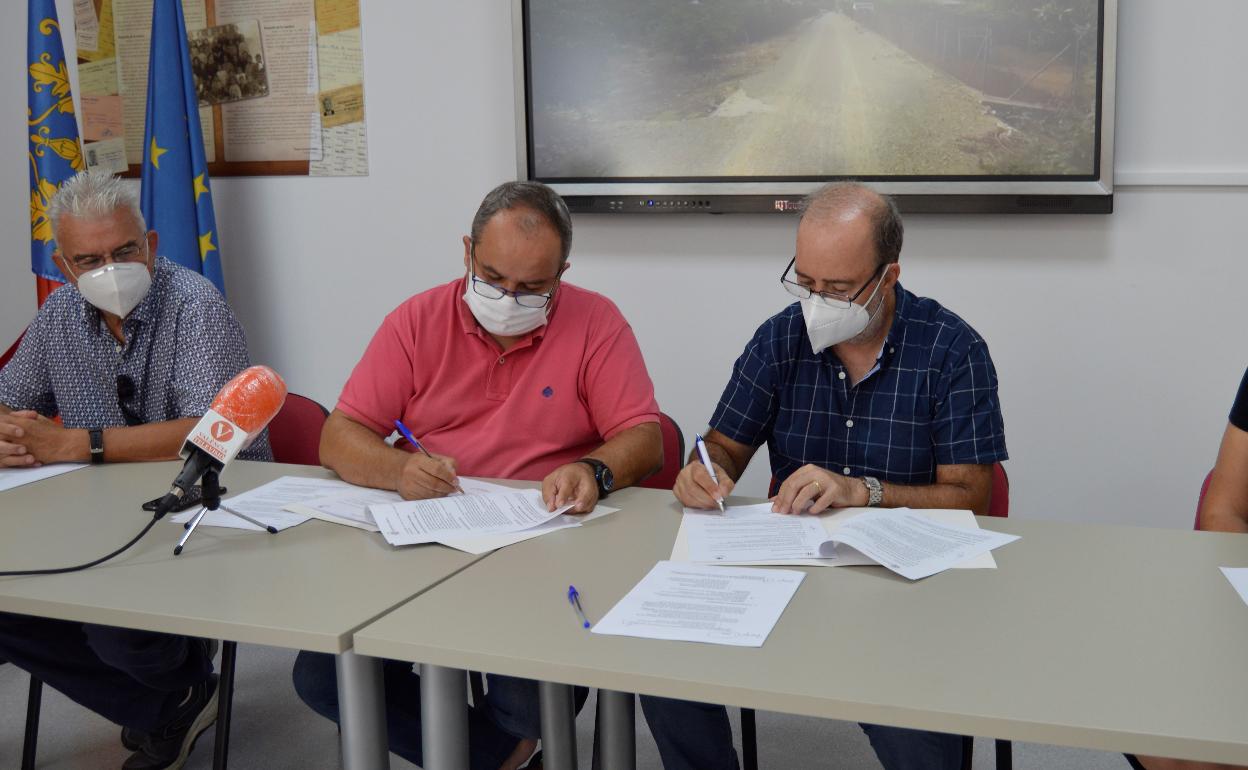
[0,170,269,769]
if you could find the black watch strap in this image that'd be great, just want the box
[577,458,613,498]
[88,428,104,465]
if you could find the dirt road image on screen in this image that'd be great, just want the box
[529,0,1100,179]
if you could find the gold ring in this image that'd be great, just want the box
[812,480,821,493]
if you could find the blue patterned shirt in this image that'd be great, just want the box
[0,256,271,461]
[710,284,1006,488]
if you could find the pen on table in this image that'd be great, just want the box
[393,419,464,494]
[568,584,591,629]
[694,433,727,513]
[174,507,208,555]
[219,505,279,534]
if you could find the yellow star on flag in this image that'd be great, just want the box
[149,136,168,170]
[193,173,209,202]
[199,230,217,261]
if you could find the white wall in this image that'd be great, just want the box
[2,1,1245,528]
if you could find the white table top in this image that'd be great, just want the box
[0,460,484,653]
[355,485,1248,764]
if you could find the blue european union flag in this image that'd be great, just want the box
[27,0,83,294]
[140,0,224,294]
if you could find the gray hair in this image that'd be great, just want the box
[470,181,573,263]
[47,169,146,242]
[799,182,904,266]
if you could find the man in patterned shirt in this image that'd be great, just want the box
[0,170,269,770]
[655,182,1008,770]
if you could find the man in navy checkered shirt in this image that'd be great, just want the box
[647,182,1008,770]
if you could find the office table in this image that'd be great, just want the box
[354,485,1248,769]
[0,460,486,770]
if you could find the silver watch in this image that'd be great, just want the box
[862,476,883,507]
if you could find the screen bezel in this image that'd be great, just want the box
[513,0,1117,213]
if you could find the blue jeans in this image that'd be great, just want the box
[292,650,588,769]
[0,611,212,732]
[640,697,963,770]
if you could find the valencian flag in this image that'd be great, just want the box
[27,0,83,305]
[140,0,225,294]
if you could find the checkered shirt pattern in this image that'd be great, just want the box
[710,284,1007,488]
[0,256,271,461]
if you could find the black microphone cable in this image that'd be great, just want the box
[0,500,176,577]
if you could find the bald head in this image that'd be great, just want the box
[798,182,904,267]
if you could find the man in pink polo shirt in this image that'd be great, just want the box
[292,180,662,770]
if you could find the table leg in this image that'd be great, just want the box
[592,690,635,770]
[421,664,469,770]
[336,650,389,770]
[539,681,578,770]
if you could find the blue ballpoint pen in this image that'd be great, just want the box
[567,585,591,629]
[695,433,727,513]
[394,419,463,493]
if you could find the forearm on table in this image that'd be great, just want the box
[587,422,662,490]
[319,410,409,491]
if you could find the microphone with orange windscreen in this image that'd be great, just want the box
[153,366,287,518]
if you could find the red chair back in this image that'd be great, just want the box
[986,462,1010,518]
[267,393,329,466]
[1195,470,1213,530]
[639,413,685,490]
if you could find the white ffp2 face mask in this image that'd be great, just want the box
[463,281,550,337]
[74,262,152,318]
[800,271,889,354]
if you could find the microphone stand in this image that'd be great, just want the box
[173,469,279,555]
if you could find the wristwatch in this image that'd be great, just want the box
[88,428,105,465]
[862,476,883,507]
[577,458,615,499]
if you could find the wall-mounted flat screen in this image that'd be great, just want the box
[515,0,1116,214]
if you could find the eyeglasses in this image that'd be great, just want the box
[116,375,143,427]
[66,239,147,273]
[780,257,884,308]
[469,249,560,309]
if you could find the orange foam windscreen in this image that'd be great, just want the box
[210,366,287,433]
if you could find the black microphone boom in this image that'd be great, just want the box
[152,446,222,518]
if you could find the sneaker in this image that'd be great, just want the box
[122,674,218,770]
[121,639,218,753]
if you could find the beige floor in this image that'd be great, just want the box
[1,643,1134,769]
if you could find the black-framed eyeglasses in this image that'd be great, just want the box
[67,239,147,273]
[116,375,143,427]
[468,248,561,309]
[780,257,885,308]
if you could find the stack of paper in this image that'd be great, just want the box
[168,476,355,531]
[169,474,618,553]
[675,504,1018,580]
[592,561,804,647]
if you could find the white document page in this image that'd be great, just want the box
[288,477,519,533]
[592,561,804,647]
[371,490,572,547]
[167,476,347,531]
[0,463,87,493]
[439,505,620,555]
[827,510,1019,580]
[672,506,997,569]
[287,487,400,532]
[1221,568,1248,607]
[683,504,828,562]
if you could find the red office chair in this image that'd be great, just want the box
[1195,471,1213,530]
[960,462,1012,770]
[639,412,685,490]
[267,393,330,465]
